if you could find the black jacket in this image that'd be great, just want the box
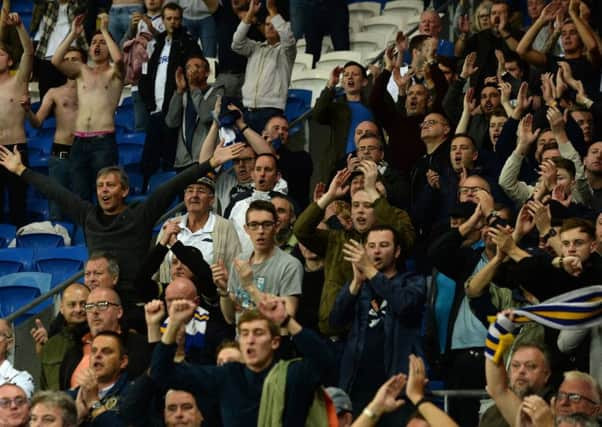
[139,28,202,115]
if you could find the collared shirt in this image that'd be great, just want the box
[0,359,34,398]
[176,212,217,264]
[160,306,210,353]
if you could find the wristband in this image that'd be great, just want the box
[217,289,229,297]
[240,125,249,133]
[362,408,379,420]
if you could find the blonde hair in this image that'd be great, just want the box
[474,1,493,32]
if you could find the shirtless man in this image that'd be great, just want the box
[22,48,85,220]
[0,11,33,226]
[51,13,124,201]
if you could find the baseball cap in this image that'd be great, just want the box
[325,387,353,414]
[195,176,215,193]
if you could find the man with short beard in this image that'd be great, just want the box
[294,161,414,338]
[479,344,552,427]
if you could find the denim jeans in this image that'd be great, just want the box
[48,155,71,220]
[109,4,144,45]
[183,16,216,58]
[131,90,149,132]
[289,0,310,40]
[70,134,118,201]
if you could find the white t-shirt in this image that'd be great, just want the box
[153,38,172,113]
[36,3,72,58]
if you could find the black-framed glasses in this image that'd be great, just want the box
[420,119,444,128]
[556,392,599,405]
[84,301,120,312]
[246,221,276,230]
[0,396,28,408]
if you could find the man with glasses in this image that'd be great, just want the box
[58,288,150,391]
[486,314,601,425]
[0,320,34,398]
[354,135,409,209]
[0,383,30,427]
[219,200,302,325]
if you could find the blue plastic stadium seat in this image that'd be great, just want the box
[285,89,312,136]
[0,271,53,317]
[16,233,65,248]
[118,143,144,167]
[0,224,16,248]
[27,134,53,168]
[0,286,41,320]
[115,106,136,132]
[148,170,177,193]
[0,248,34,275]
[127,171,145,195]
[117,131,146,146]
[34,245,88,287]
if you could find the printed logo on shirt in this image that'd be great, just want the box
[235,276,266,309]
[159,55,169,65]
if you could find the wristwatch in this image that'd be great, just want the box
[542,228,557,241]
[89,401,103,411]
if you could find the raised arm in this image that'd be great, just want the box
[99,13,125,78]
[22,90,55,128]
[9,12,33,83]
[485,312,522,426]
[51,14,86,78]
[229,103,275,154]
[567,0,601,66]
[465,248,504,298]
[231,0,260,57]
[516,3,557,68]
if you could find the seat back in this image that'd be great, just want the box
[16,233,65,248]
[0,248,34,275]
[34,246,88,287]
[0,285,41,318]
[0,224,16,249]
[315,50,364,72]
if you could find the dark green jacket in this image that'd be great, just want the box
[293,198,415,336]
[40,324,84,390]
[312,87,370,175]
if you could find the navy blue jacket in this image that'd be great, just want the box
[330,271,426,392]
[69,373,130,427]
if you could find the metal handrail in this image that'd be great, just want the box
[431,389,490,412]
[5,200,187,323]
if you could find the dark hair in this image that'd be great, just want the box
[540,142,559,158]
[162,2,183,16]
[65,47,88,63]
[186,54,210,72]
[436,55,456,71]
[552,157,576,179]
[237,309,280,338]
[490,108,508,119]
[409,34,430,52]
[560,218,595,240]
[265,114,289,129]
[451,133,478,151]
[97,166,130,190]
[367,224,400,249]
[246,200,278,223]
[255,152,279,170]
[93,330,127,357]
[343,61,367,79]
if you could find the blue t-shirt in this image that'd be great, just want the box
[346,101,373,154]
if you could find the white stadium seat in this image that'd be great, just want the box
[315,50,364,72]
[290,68,331,107]
[361,15,401,47]
[348,1,382,33]
[382,0,423,20]
[293,52,315,74]
[349,32,385,62]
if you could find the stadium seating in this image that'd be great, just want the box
[361,15,401,46]
[0,286,41,320]
[349,32,386,62]
[293,52,314,75]
[34,245,88,287]
[0,248,34,275]
[0,272,52,299]
[348,1,381,33]
[382,0,423,21]
[118,143,144,167]
[16,233,65,249]
[0,224,16,248]
[316,50,364,72]
[290,69,331,107]
[285,89,312,136]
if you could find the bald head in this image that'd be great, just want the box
[165,277,199,311]
[353,121,379,145]
[60,283,90,326]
